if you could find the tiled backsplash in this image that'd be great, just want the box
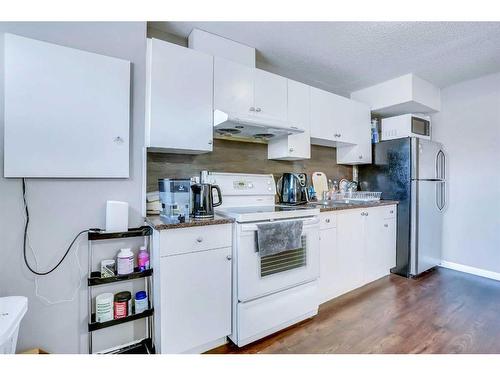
[147,139,352,192]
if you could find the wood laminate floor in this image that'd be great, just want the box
[208,268,500,354]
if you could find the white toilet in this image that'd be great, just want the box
[0,296,28,354]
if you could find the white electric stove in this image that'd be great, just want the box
[209,172,319,222]
[208,172,320,347]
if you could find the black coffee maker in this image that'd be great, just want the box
[191,171,223,219]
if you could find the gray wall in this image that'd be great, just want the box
[0,22,147,353]
[432,72,500,273]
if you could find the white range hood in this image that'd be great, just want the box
[213,109,304,141]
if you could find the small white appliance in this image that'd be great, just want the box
[381,114,431,141]
[208,172,320,347]
[213,109,304,142]
[105,200,129,233]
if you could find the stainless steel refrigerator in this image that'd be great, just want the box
[358,137,446,277]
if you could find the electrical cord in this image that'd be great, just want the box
[22,178,102,276]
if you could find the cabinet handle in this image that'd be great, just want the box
[255,107,262,112]
[226,255,232,261]
[390,210,394,214]
[289,148,294,152]
[384,224,389,228]
[366,212,369,216]
[358,155,363,159]
[196,237,203,243]
[249,107,255,112]
[113,136,124,144]
[208,140,213,145]
[325,218,330,223]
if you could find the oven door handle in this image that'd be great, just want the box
[240,217,320,232]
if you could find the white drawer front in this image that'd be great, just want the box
[160,224,232,257]
[236,281,318,346]
[381,205,397,219]
[319,212,337,229]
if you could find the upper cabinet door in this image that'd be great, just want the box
[147,38,213,153]
[4,33,131,178]
[254,69,288,121]
[336,100,372,165]
[310,87,339,143]
[287,79,311,158]
[267,79,310,160]
[214,57,254,114]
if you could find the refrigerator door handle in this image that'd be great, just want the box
[436,181,446,211]
[436,182,440,210]
[441,181,446,211]
[437,150,446,180]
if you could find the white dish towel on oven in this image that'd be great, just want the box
[256,220,303,257]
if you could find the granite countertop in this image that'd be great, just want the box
[146,214,234,230]
[309,199,399,213]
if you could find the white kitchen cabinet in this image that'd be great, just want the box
[154,224,232,354]
[253,68,288,120]
[214,57,254,115]
[351,73,441,117]
[214,58,288,121]
[318,213,339,304]
[336,100,372,164]
[319,205,397,304]
[335,209,366,293]
[310,87,372,163]
[146,38,214,153]
[310,87,346,146]
[4,33,131,178]
[268,79,311,160]
[363,209,397,284]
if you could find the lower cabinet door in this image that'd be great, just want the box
[319,227,337,304]
[363,209,395,284]
[383,218,397,271]
[160,247,232,353]
[336,210,365,294]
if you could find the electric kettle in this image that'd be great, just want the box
[276,172,309,205]
[191,170,223,219]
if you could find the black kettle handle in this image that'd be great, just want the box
[212,185,223,207]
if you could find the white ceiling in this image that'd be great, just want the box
[149,21,500,97]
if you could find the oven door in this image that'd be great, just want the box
[236,217,320,302]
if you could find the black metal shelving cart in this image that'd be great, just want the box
[87,226,155,354]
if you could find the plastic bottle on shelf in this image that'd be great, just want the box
[134,291,148,314]
[371,118,380,144]
[137,246,150,272]
[116,248,134,275]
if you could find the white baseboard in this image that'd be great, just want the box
[440,261,500,282]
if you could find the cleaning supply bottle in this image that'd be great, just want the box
[137,246,150,271]
[371,118,380,144]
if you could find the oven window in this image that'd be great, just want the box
[260,236,307,277]
[412,117,430,136]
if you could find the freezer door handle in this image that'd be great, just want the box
[436,150,446,180]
